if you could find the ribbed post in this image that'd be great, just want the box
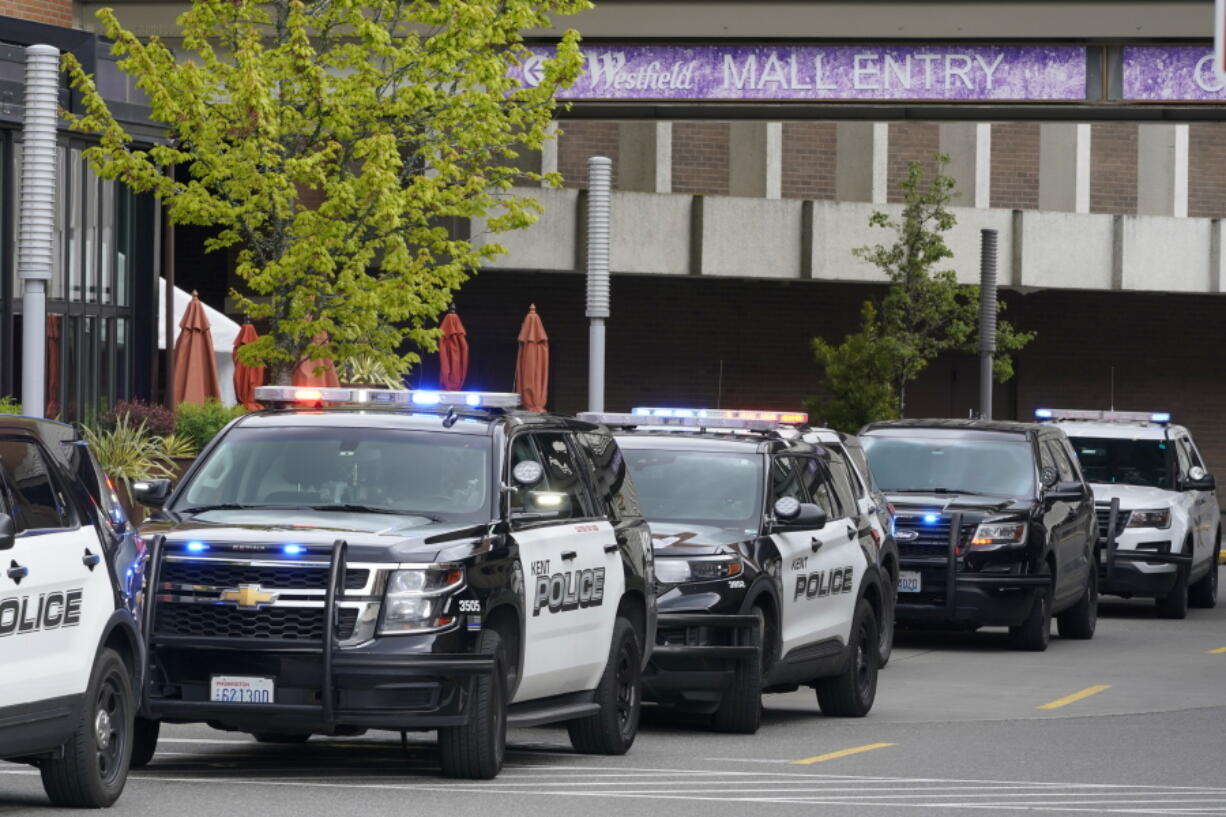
[979,228,999,421]
[18,44,61,419]
[586,156,612,412]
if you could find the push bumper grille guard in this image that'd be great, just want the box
[897,512,1052,614]
[140,536,495,725]
[653,613,761,660]
[1101,497,1193,578]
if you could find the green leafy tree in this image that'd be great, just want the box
[809,154,1034,430]
[63,0,588,383]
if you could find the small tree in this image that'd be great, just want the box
[809,155,1034,430]
[64,0,588,383]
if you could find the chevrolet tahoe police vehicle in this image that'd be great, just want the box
[861,419,1097,652]
[0,416,147,807]
[1040,409,1219,617]
[130,387,654,780]
[579,408,888,734]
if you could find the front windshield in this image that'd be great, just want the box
[1069,436,1174,490]
[862,434,1035,498]
[173,426,491,521]
[621,449,762,530]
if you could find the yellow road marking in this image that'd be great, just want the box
[790,743,896,765]
[1208,646,1226,654]
[1036,684,1111,710]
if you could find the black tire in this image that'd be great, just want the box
[252,732,311,744]
[1189,537,1220,610]
[1056,567,1098,640]
[814,600,879,718]
[1009,586,1051,652]
[40,648,134,808]
[1156,568,1189,619]
[439,629,507,779]
[129,717,160,769]
[878,578,896,668]
[711,609,763,734]
[568,617,641,754]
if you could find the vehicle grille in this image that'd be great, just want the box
[155,604,359,641]
[1095,505,1128,542]
[160,561,369,591]
[894,515,974,560]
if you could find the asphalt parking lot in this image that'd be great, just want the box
[3,573,1224,817]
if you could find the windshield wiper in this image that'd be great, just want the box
[309,504,436,519]
[176,504,257,513]
[888,488,989,496]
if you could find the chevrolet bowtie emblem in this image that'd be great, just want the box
[220,584,278,609]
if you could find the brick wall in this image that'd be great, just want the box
[557,121,620,189]
[1090,123,1137,215]
[887,123,941,204]
[990,123,1040,210]
[0,0,73,26]
[781,122,837,200]
[1188,124,1226,218]
[672,122,730,195]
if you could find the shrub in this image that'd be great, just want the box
[83,415,175,489]
[176,399,243,452]
[100,399,176,437]
[159,433,199,460]
[0,396,22,415]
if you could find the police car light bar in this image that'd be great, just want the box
[579,407,808,431]
[1034,407,1171,425]
[253,386,521,409]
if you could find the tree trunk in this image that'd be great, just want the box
[271,360,295,386]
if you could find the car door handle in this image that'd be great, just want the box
[847,525,857,541]
[561,550,578,561]
[7,560,28,584]
[811,537,823,553]
[603,544,619,554]
[82,549,102,571]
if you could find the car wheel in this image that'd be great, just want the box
[1189,536,1220,610]
[711,609,763,734]
[813,599,879,717]
[252,732,312,744]
[878,577,896,668]
[568,617,641,754]
[439,629,507,779]
[1056,567,1098,639]
[1009,587,1051,652]
[1156,567,1190,619]
[129,717,161,769]
[40,648,134,808]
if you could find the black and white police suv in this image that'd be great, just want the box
[130,387,655,779]
[861,419,1098,652]
[579,408,889,734]
[0,416,147,808]
[1039,409,1220,617]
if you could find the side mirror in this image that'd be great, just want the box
[515,491,571,521]
[1182,472,1216,492]
[0,514,14,551]
[132,478,173,509]
[772,497,828,531]
[1046,481,1086,503]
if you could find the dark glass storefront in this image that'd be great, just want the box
[0,19,159,419]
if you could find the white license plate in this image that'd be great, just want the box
[210,675,274,704]
[897,571,922,593]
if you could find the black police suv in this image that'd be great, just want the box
[860,419,1098,651]
[0,416,147,807]
[582,409,889,734]
[131,387,655,779]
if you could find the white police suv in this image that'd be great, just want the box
[0,416,147,807]
[1040,409,1220,617]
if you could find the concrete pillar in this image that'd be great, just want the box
[1039,123,1091,213]
[618,122,672,194]
[835,122,888,204]
[1137,124,1189,218]
[728,121,782,199]
[939,122,991,208]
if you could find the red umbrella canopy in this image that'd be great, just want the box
[514,304,549,413]
[439,308,469,392]
[174,291,222,405]
[292,331,341,389]
[233,322,265,411]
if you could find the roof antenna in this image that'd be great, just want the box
[442,406,459,429]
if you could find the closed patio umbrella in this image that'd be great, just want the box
[233,322,265,411]
[439,307,469,391]
[173,291,222,405]
[292,332,341,388]
[45,314,60,417]
[514,304,549,412]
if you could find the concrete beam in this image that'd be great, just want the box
[835,122,888,204]
[1136,124,1189,218]
[939,122,991,209]
[1039,123,1091,214]
[618,121,672,194]
[728,121,782,199]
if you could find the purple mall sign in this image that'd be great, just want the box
[512,45,1087,102]
[1122,46,1226,101]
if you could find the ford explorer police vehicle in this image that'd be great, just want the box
[1040,409,1219,617]
[861,419,1097,652]
[130,387,654,780]
[0,416,146,808]
[579,408,888,735]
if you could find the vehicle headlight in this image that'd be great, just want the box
[1126,509,1171,529]
[654,555,743,585]
[970,522,1028,548]
[379,565,464,634]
